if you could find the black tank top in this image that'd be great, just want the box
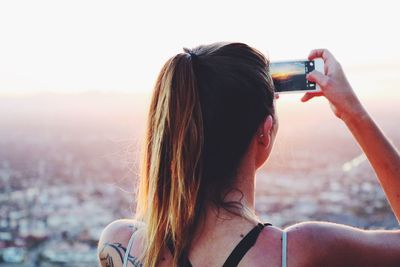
[167,222,272,267]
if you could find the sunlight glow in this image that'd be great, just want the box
[0,0,399,97]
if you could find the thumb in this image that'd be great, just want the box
[301,91,323,102]
[301,92,316,102]
[307,70,328,88]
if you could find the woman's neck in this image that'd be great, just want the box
[231,149,257,210]
[205,165,258,224]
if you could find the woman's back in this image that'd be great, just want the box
[99,218,400,267]
[98,43,400,267]
[99,218,285,267]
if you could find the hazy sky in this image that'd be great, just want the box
[0,0,399,94]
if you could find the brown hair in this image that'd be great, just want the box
[135,42,275,267]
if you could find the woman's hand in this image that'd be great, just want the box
[301,49,365,122]
[301,49,400,223]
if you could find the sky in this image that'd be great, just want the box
[0,0,399,95]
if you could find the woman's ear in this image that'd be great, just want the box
[258,115,273,147]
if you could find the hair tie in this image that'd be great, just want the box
[183,47,198,63]
[188,51,198,61]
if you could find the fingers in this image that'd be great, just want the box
[301,93,314,102]
[301,91,323,102]
[308,49,324,60]
[274,93,280,100]
[301,70,326,102]
[308,49,337,64]
[307,70,329,88]
[308,49,331,60]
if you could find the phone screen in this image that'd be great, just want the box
[270,60,316,92]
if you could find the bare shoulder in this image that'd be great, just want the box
[284,221,400,267]
[99,219,144,245]
[285,220,367,242]
[98,219,145,267]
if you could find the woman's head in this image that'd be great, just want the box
[136,42,276,266]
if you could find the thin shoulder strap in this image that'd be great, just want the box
[282,231,287,267]
[167,222,272,267]
[123,230,137,267]
[221,222,271,267]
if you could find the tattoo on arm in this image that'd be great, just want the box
[99,251,114,267]
[99,242,143,267]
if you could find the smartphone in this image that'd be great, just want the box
[270,58,324,93]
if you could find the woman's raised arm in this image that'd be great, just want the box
[286,49,400,267]
[302,48,400,223]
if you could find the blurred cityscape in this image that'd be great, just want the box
[0,92,398,266]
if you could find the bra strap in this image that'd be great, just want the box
[167,222,272,267]
[123,230,137,267]
[282,231,287,267]
[221,222,271,267]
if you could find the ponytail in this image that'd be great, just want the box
[135,42,275,267]
[136,50,204,267]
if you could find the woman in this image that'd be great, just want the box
[98,42,400,267]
